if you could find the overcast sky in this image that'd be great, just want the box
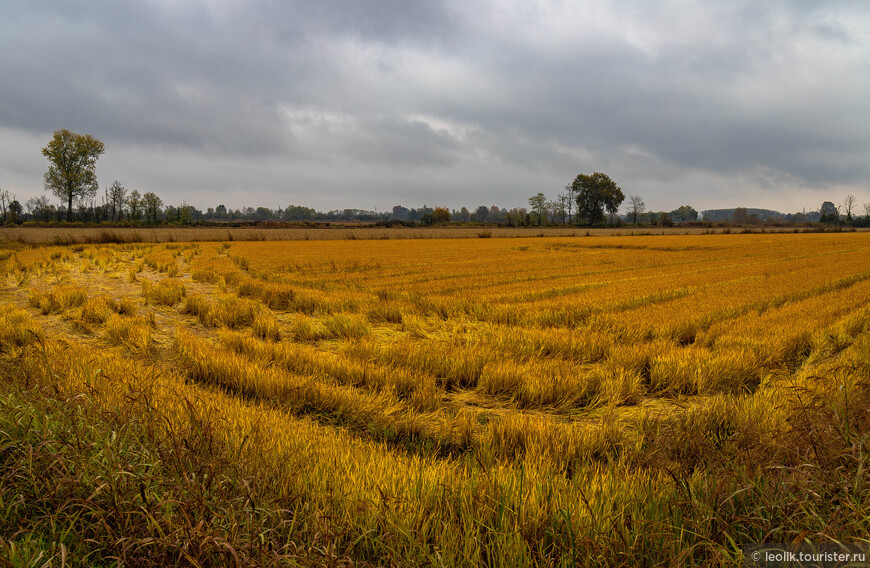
[1,0,869,214]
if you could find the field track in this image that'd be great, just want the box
[1,232,869,566]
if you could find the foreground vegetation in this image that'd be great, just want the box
[1,233,869,566]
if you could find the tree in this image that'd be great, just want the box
[0,188,11,224]
[842,194,857,222]
[107,180,127,221]
[572,172,624,226]
[26,195,53,222]
[528,192,547,226]
[563,184,575,224]
[0,189,21,224]
[164,205,179,223]
[142,191,162,224]
[503,207,527,226]
[253,206,274,221]
[8,200,21,224]
[864,201,870,218]
[605,196,623,226]
[42,129,105,221]
[127,190,142,221]
[390,205,409,221]
[179,204,194,224]
[433,207,451,223]
[473,205,489,222]
[552,196,567,225]
[627,195,646,224]
[420,207,451,226]
[284,204,316,221]
[820,201,838,223]
[670,205,698,222]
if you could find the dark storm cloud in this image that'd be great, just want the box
[1,0,868,210]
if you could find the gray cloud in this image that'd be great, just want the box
[0,0,868,212]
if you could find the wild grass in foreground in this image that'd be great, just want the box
[2,316,869,566]
[0,360,354,567]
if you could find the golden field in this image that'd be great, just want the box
[1,233,869,566]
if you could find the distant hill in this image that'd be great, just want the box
[701,208,784,222]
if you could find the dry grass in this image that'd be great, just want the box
[1,233,869,566]
[3,225,863,245]
[141,277,187,306]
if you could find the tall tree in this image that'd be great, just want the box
[842,194,857,222]
[0,188,11,224]
[605,195,623,226]
[42,129,105,221]
[473,205,489,222]
[127,190,142,221]
[572,172,624,226]
[107,180,127,221]
[553,195,568,225]
[528,192,548,225]
[820,201,839,223]
[8,200,22,224]
[563,184,575,224]
[390,205,409,221]
[627,195,645,224]
[142,191,163,224]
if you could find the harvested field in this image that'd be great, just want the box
[1,233,869,566]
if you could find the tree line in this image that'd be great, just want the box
[2,129,868,228]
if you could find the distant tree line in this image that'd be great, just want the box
[6,181,870,229]
[6,181,869,230]
[699,199,870,227]
[4,129,870,228]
